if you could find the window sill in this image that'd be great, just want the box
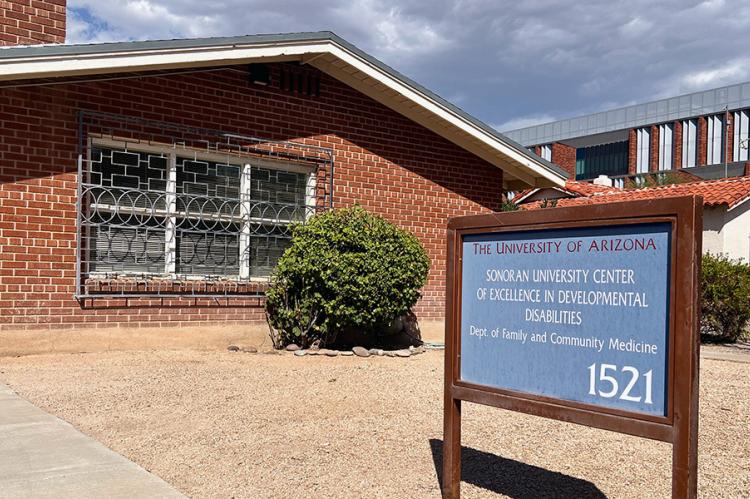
[83,275,270,296]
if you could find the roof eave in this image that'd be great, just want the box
[0,32,567,188]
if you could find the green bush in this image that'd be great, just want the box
[701,253,750,343]
[265,206,430,348]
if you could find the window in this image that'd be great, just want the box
[734,110,750,162]
[540,144,552,161]
[706,114,724,165]
[575,141,628,180]
[658,123,673,170]
[681,119,697,167]
[85,141,315,280]
[636,127,650,174]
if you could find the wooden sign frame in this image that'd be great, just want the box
[443,196,702,498]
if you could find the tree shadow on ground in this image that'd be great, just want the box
[429,439,607,498]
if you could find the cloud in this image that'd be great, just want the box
[493,114,557,132]
[65,0,750,137]
[677,58,750,92]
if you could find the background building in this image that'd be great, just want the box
[506,82,750,186]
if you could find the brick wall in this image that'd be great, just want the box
[0,64,503,332]
[697,116,708,166]
[0,0,65,46]
[628,129,637,174]
[550,142,576,177]
[649,125,659,172]
[673,120,683,168]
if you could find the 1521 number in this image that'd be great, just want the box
[588,363,653,404]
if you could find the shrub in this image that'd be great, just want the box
[701,253,750,343]
[265,206,430,348]
[500,199,519,212]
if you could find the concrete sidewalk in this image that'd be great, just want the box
[0,383,185,499]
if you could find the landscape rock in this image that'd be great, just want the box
[352,346,370,358]
[286,344,300,352]
[340,351,354,356]
[294,350,308,357]
[369,348,384,356]
[395,349,412,358]
[384,351,396,357]
[324,350,339,357]
[240,346,258,354]
[227,345,240,352]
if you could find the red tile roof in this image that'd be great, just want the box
[522,176,750,210]
[563,181,618,196]
[514,180,614,203]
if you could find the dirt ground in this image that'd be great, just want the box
[0,350,748,498]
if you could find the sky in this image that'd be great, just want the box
[67,0,750,132]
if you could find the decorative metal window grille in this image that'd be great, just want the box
[75,111,333,300]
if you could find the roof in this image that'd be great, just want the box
[514,180,615,204]
[0,32,567,189]
[521,176,750,211]
[505,80,750,147]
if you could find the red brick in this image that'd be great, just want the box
[0,63,504,332]
[628,129,637,175]
[673,120,683,169]
[550,143,576,177]
[0,0,63,45]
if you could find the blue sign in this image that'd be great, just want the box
[460,223,671,417]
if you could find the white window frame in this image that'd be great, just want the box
[540,144,552,161]
[681,119,697,168]
[636,127,650,174]
[706,114,724,165]
[87,137,316,281]
[657,123,673,171]
[734,110,750,162]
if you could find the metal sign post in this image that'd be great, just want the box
[443,196,701,498]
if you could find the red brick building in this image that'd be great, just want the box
[507,82,750,185]
[0,1,566,354]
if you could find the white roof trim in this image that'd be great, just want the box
[0,35,567,188]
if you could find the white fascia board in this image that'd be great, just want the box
[512,189,540,204]
[322,43,565,187]
[0,38,565,187]
[727,194,750,212]
[0,42,329,80]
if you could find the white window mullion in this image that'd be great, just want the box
[682,119,697,168]
[735,110,749,162]
[658,123,673,170]
[636,127,650,173]
[239,163,252,279]
[164,151,177,276]
[305,169,317,220]
[540,144,552,161]
[707,115,724,165]
[707,116,715,164]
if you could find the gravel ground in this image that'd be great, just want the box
[0,350,748,498]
